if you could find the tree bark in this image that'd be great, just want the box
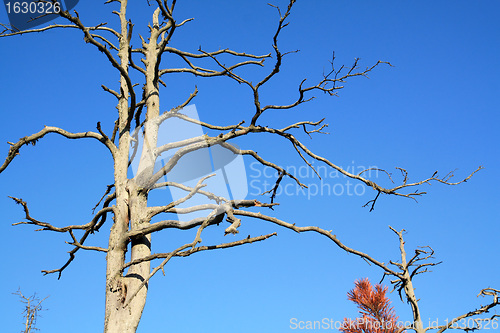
[103,4,163,332]
[103,1,148,331]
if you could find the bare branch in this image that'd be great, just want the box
[53,10,137,129]
[244,124,483,207]
[166,112,245,131]
[41,229,92,279]
[67,230,108,253]
[163,46,270,60]
[123,232,277,269]
[10,197,114,233]
[101,85,121,99]
[234,210,400,277]
[92,184,115,214]
[146,174,214,219]
[128,200,273,237]
[9,196,114,278]
[428,288,500,333]
[10,197,90,232]
[150,181,225,203]
[125,201,219,307]
[1,126,117,174]
[0,21,119,37]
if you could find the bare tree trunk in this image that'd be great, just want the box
[103,5,164,332]
[102,1,149,331]
[103,177,151,332]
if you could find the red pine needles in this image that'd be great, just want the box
[340,278,403,333]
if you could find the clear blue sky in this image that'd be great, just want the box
[0,1,499,332]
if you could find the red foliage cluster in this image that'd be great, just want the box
[340,278,403,333]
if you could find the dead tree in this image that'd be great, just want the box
[0,1,490,332]
[14,289,48,333]
[337,228,499,333]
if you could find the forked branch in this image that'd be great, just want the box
[9,196,113,278]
